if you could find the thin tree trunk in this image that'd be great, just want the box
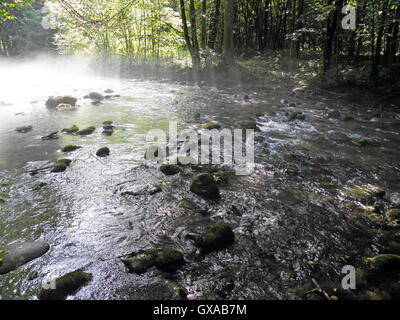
[201,0,207,49]
[222,0,234,65]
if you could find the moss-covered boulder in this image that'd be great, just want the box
[160,164,180,176]
[61,145,81,153]
[51,159,72,173]
[343,184,385,203]
[371,254,400,271]
[386,209,400,221]
[38,270,93,300]
[103,125,115,131]
[194,224,235,253]
[62,125,79,134]
[190,173,220,199]
[121,248,185,274]
[46,96,77,108]
[239,120,260,131]
[289,111,305,121]
[88,92,104,101]
[96,147,110,157]
[76,126,95,136]
[103,120,113,125]
[0,242,50,275]
[202,123,221,130]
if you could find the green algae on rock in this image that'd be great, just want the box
[190,173,220,200]
[62,125,79,134]
[51,159,72,173]
[61,145,81,153]
[38,270,93,300]
[121,248,185,274]
[202,123,221,130]
[343,184,385,202]
[194,224,235,253]
[239,120,260,131]
[76,126,95,136]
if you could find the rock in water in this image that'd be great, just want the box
[202,123,221,130]
[38,270,92,300]
[61,145,81,153]
[88,92,104,101]
[190,173,220,199]
[15,126,33,133]
[76,126,95,136]
[46,96,77,108]
[160,164,180,176]
[343,184,385,203]
[121,248,185,274]
[0,242,50,275]
[239,120,260,131]
[194,224,235,253]
[96,147,110,157]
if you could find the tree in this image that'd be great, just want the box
[222,0,234,65]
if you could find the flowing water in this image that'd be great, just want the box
[1,58,400,300]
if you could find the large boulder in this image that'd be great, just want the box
[0,242,50,275]
[38,270,92,300]
[121,248,185,274]
[190,173,220,199]
[46,96,77,108]
[88,92,104,101]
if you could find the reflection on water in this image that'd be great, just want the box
[0,58,400,300]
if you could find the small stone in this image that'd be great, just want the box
[96,147,110,157]
[46,96,77,108]
[104,89,114,94]
[16,126,32,133]
[102,129,114,136]
[328,110,341,119]
[289,111,305,121]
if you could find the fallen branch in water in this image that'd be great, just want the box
[305,278,332,300]
[41,131,60,140]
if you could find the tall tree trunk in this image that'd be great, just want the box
[189,0,201,68]
[323,0,343,74]
[208,0,221,50]
[201,0,207,49]
[371,0,389,85]
[222,0,234,65]
[179,0,200,68]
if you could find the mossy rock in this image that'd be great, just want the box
[0,242,49,275]
[0,199,5,204]
[371,254,400,271]
[61,145,81,153]
[102,129,114,136]
[190,164,218,173]
[121,248,185,274]
[239,120,260,131]
[62,125,79,134]
[51,159,72,173]
[102,120,113,125]
[351,138,369,146]
[160,164,180,176]
[76,126,95,136]
[190,173,220,200]
[386,209,400,221]
[195,224,235,253]
[202,123,221,130]
[103,125,115,130]
[38,270,93,300]
[343,184,385,203]
[96,147,110,157]
[88,92,104,101]
[46,96,77,108]
[213,171,230,185]
[289,111,305,121]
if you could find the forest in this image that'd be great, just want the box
[0,0,400,303]
[0,0,399,88]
